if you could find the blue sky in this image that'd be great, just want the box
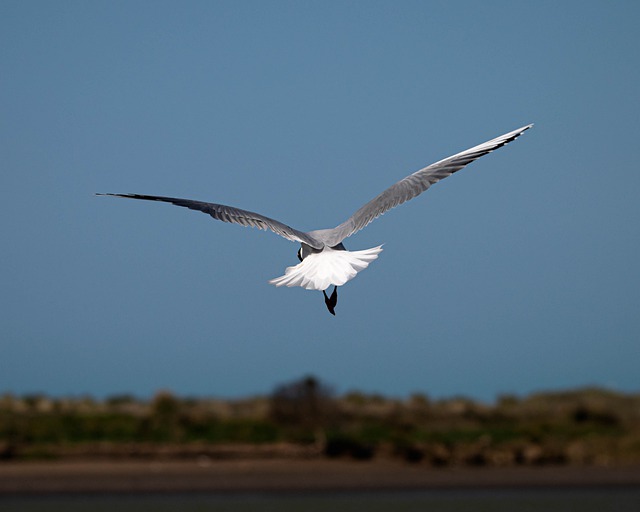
[1,1,638,402]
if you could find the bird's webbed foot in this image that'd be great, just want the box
[322,286,338,315]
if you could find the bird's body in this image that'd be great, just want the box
[99,124,532,314]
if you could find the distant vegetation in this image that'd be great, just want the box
[2,376,639,466]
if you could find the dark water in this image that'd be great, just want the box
[2,489,640,512]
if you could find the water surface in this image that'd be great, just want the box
[2,488,639,512]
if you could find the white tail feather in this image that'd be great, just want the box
[269,246,383,291]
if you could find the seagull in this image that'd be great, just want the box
[98,124,532,315]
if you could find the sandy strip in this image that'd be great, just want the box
[1,460,640,494]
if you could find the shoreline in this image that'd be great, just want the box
[1,459,639,495]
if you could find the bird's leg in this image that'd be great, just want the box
[323,286,338,315]
[322,290,335,315]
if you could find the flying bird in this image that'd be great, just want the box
[99,124,532,315]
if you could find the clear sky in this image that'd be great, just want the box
[2,1,639,402]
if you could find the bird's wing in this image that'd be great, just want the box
[321,124,532,246]
[97,193,323,248]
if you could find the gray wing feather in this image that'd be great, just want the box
[97,193,322,248]
[323,124,532,246]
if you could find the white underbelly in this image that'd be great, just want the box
[269,245,383,291]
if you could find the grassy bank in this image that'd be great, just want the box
[2,378,639,466]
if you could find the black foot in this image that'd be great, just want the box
[323,286,338,315]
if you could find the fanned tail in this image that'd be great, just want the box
[269,246,383,291]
